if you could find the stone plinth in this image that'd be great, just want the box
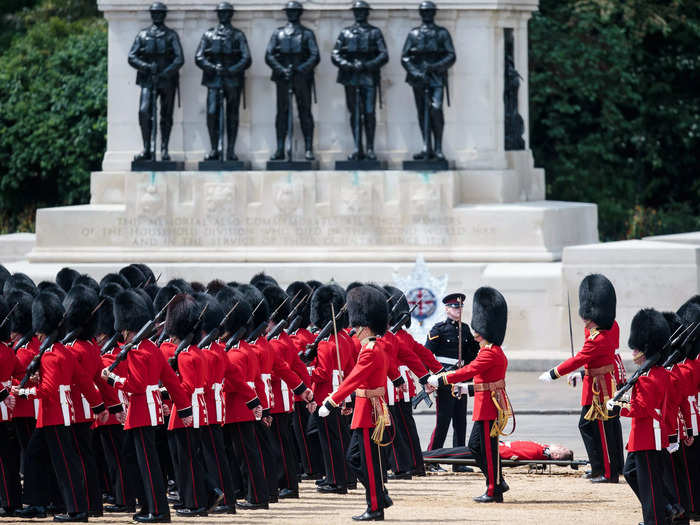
[98,0,537,172]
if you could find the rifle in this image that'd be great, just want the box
[300,304,347,363]
[150,70,158,161]
[286,315,303,335]
[612,323,694,402]
[217,70,225,160]
[0,303,18,334]
[169,305,208,372]
[389,301,420,335]
[286,70,294,161]
[662,322,699,368]
[247,292,294,343]
[107,296,176,372]
[60,299,106,345]
[12,332,34,353]
[19,322,65,388]
[225,299,264,350]
[197,302,239,349]
[267,292,306,340]
[330,302,344,393]
[451,296,464,399]
[99,331,122,356]
[411,388,433,410]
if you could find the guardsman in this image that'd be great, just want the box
[320,285,393,521]
[0,296,20,517]
[424,292,479,470]
[428,287,511,503]
[539,274,624,483]
[194,2,251,161]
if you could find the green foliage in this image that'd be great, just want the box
[0,16,107,232]
[530,0,700,240]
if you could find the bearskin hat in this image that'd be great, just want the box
[578,274,616,330]
[250,272,278,291]
[237,284,269,327]
[134,288,154,318]
[166,278,194,296]
[471,287,508,346]
[99,273,131,290]
[119,265,146,288]
[678,302,700,360]
[346,281,364,294]
[285,281,312,328]
[0,296,10,342]
[194,293,224,333]
[95,296,116,337]
[32,291,65,335]
[73,274,100,294]
[307,280,322,291]
[154,285,180,315]
[63,284,99,339]
[37,281,66,301]
[0,265,10,291]
[113,289,151,333]
[191,281,206,293]
[628,308,670,359]
[677,295,700,321]
[144,284,160,301]
[662,311,682,336]
[165,294,199,340]
[384,285,410,328]
[3,273,36,296]
[56,267,79,292]
[262,285,290,323]
[216,286,252,334]
[207,279,227,295]
[6,290,33,335]
[133,264,156,286]
[100,282,124,300]
[311,284,346,329]
[347,285,388,336]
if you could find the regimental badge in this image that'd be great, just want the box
[406,288,437,321]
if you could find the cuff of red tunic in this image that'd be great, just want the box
[246,397,261,410]
[91,403,106,415]
[292,382,307,396]
[669,433,678,444]
[392,376,405,388]
[549,368,560,380]
[418,374,430,385]
[262,408,270,418]
[177,406,193,419]
[108,404,124,414]
[324,396,338,409]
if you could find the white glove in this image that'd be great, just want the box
[567,371,581,388]
[538,371,553,383]
[427,375,440,388]
[318,405,330,418]
[605,398,617,412]
[667,442,679,454]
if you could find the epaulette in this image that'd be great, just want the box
[588,328,600,341]
[427,332,440,341]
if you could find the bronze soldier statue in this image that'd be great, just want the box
[195,2,251,162]
[265,1,320,162]
[401,1,455,161]
[128,2,184,162]
[331,0,388,161]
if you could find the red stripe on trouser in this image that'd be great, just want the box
[54,427,79,512]
[107,429,127,504]
[483,422,495,497]
[0,452,9,505]
[363,428,379,511]
[681,445,695,511]
[185,430,199,507]
[337,416,349,482]
[323,418,337,483]
[645,452,658,525]
[139,428,159,515]
[398,406,417,465]
[597,419,611,479]
[297,409,312,473]
[237,425,257,501]
[71,428,91,511]
[276,421,290,485]
[669,458,681,503]
[207,428,227,504]
[253,429,267,479]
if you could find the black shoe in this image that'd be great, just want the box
[434,149,445,161]
[473,492,503,503]
[305,149,315,161]
[176,507,208,517]
[499,479,510,493]
[301,472,324,481]
[279,488,299,499]
[133,508,148,519]
[167,494,180,504]
[17,505,48,518]
[134,512,171,523]
[316,477,329,486]
[348,482,358,490]
[270,149,285,161]
[366,149,377,161]
[236,501,269,510]
[53,512,88,523]
[383,491,393,509]
[317,484,348,494]
[412,469,427,477]
[204,150,219,161]
[413,150,429,160]
[0,507,16,518]
[388,471,412,480]
[590,475,618,484]
[226,148,238,161]
[89,509,103,517]
[583,471,602,479]
[269,492,278,504]
[426,463,446,473]
[47,504,66,516]
[161,148,171,162]
[452,465,473,473]
[103,494,115,504]
[172,502,185,510]
[134,150,152,161]
[207,488,225,512]
[212,504,236,514]
[105,504,136,513]
[352,509,384,521]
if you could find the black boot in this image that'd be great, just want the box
[352,508,384,521]
[270,137,286,160]
[431,108,445,160]
[160,121,172,161]
[304,135,315,161]
[364,113,376,160]
[226,116,239,160]
[205,111,219,160]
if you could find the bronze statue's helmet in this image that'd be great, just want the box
[216,2,234,10]
[351,0,371,9]
[283,0,304,10]
[149,2,168,11]
[419,0,437,10]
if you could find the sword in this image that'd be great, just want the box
[218,71,225,160]
[286,70,294,161]
[451,295,463,399]
[423,85,431,157]
[354,85,362,158]
[150,71,158,161]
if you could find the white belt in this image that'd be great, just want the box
[0,381,10,421]
[261,373,272,406]
[145,385,161,426]
[689,395,699,436]
[399,366,410,403]
[332,369,351,403]
[280,381,291,412]
[307,366,315,375]
[386,377,395,406]
[34,399,39,419]
[81,394,91,420]
[192,387,205,428]
[246,381,261,420]
[59,385,73,427]
[438,357,458,366]
[653,409,662,451]
[213,383,224,423]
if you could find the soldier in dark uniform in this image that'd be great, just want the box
[127,2,184,162]
[195,2,252,161]
[265,1,320,161]
[400,1,455,161]
[331,1,388,161]
[424,292,479,471]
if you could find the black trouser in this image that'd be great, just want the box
[428,385,467,450]
[396,400,425,473]
[155,422,173,491]
[201,424,236,506]
[129,426,169,517]
[578,406,621,480]
[624,450,667,525]
[316,407,349,487]
[255,420,282,499]
[206,84,242,155]
[138,85,177,151]
[70,421,102,515]
[13,416,35,479]
[271,412,298,491]
[97,425,136,507]
[293,401,324,477]
[229,421,269,504]
[274,76,314,147]
[468,420,502,498]
[222,424,244,498]
[343,85,377,153]
[347,427,385,513]
[93,429,110,496]
[411,84,445,151]
[387,404,412,474]
[169,427,208,510]
[686,438,700,514]
[0,422,21,509]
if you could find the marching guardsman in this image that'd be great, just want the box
[424,292,479,469]
[428,287,511,503]
[0,296,20,517]
[610,309,672,525]
[539,274,623,483]
[320,285,393,521]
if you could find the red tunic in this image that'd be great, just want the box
[67,340,120,424]
[380,331,427,404]
[310,334,356,403]
[161,342,208,429]
[394,329,443,374]
[251,336,303,415]
[267,332,308,414]
[330,337,390,429]
[97,347,129,427]
[0,342,18,421]
[223,343,264,423]
[444,344,508,421]
[620,367,672,451]
[499,441,548,461]
[288,328,316,402]
[554,321,619,406]
[201,341,228,425]
[12,336,40,419]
